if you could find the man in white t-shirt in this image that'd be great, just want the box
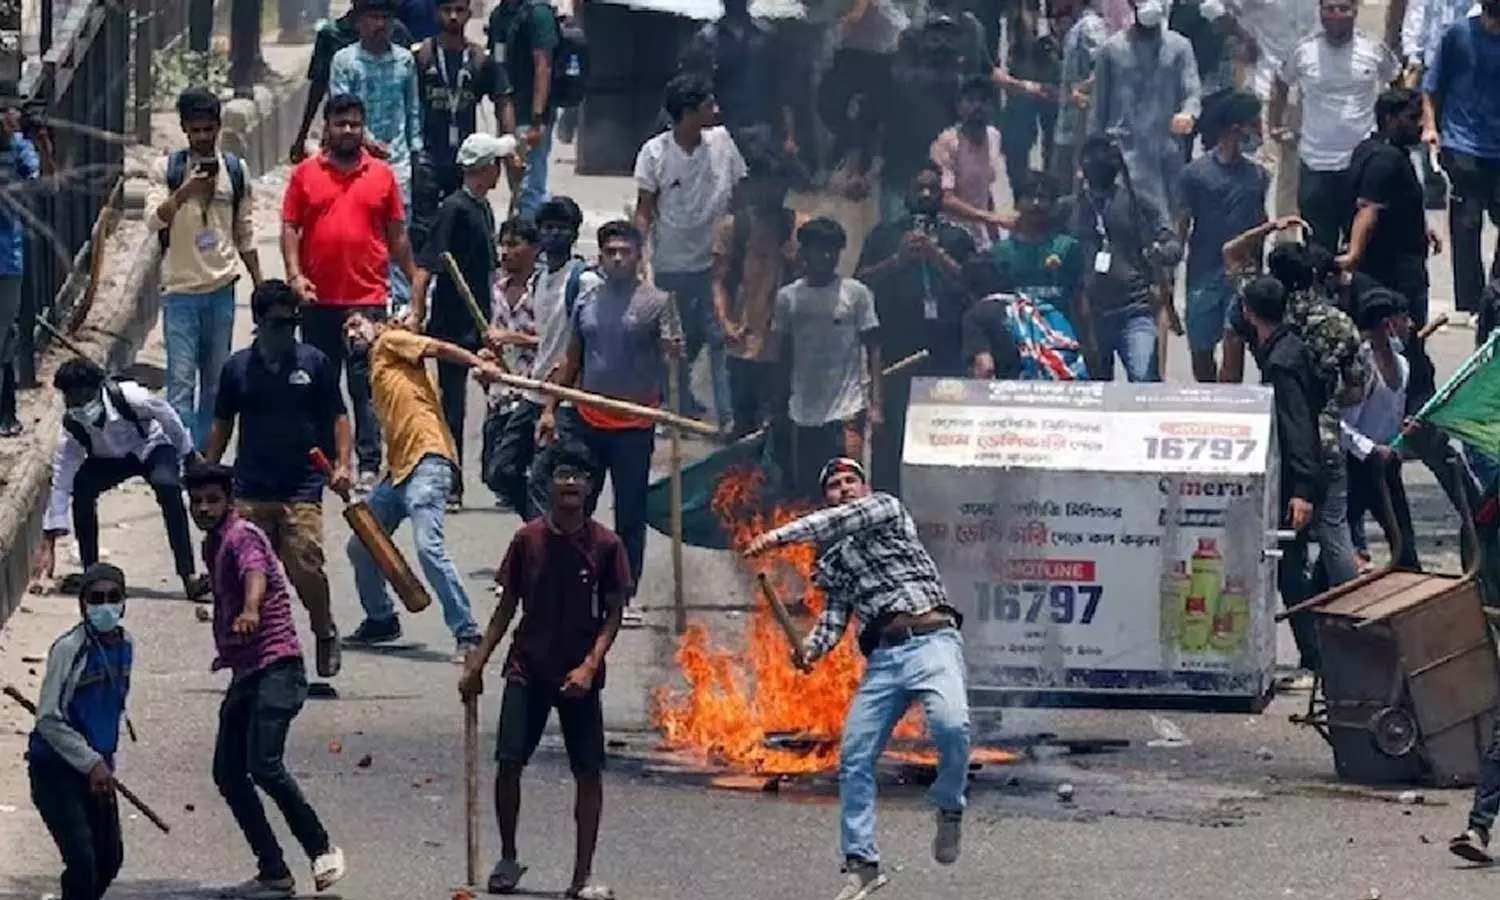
[490,195,601,518]
[1269,0,1398,251]
[771,217,882,502]
[633,73,748,432]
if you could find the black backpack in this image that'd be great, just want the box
[160,150,248,253]
[63,380,147,455]
[492,0,589,111]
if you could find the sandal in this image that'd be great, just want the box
[185,573,214,604]
[564,884,614,900]
[486,859,526,894]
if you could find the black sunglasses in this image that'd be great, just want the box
[85,588,123,603]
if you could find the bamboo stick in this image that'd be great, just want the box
[441,251,493,339]
[501,370,720,436]
[664,293,688,635]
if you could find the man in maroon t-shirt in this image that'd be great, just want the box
[281,93,417,491]
[459,441,629,900]
[186,462,347,898]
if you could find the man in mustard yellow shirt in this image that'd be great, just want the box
[340,315,504,661]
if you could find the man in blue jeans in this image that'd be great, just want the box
[535,221,674,627]
[746,457,970,900]
[340,313,506,660]
[149,88,263,449]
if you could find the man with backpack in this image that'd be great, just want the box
[149,89,261,452]
[489,0,586,217]
[30,360,209,602]
[412,0,515,253]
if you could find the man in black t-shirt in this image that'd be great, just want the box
[292,11,415,164]
[1342,88,1436,326]
[412,0,514,252]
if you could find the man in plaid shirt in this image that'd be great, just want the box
[746,456,970,900]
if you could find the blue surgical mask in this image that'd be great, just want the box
[86,603,124,632]
[538,232,574,261]
[67,396,105,426]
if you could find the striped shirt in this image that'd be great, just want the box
[1401,0,1481,65]
[764,492,951,660]
[329,42,424,187]
[1279,32,1399,171]
[205,515,302,681]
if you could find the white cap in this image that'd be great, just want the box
[457,132,519,169]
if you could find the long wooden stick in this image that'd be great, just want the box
[494,370,720,436]
[664,295,688,635]
[463,695,479,887]
[3,685,171,834]
[735,350,932,452]
[755,573,803,650]
[441,252,492,339]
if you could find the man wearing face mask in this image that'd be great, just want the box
[30,361,205,602]
[1270,0,1399,253]
[1087,0,1203,214]
[1066,136,1183,381]
[205,280,355,682]
[27,562,134,900]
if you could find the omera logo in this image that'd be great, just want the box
[1158,478,1250,497]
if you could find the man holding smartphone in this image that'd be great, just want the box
[149,89,261,451]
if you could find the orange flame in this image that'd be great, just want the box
[651,463,922,774]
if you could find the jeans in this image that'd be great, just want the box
[73,444,196,578]
[1276,524,1319,671]
[213,658,331,881]
[163,283,237,450]
[29,756,122,900]
[1346,453,1419,569]
[533,407,654,592]
[349,454,479,639]
[1298,163,1352,253]
[654,269,731,429]
[390,181,414,314]
[301,303,384,473]
[237,500,336,639]
[1312,473,1359,590]
[1468,714,1500,838]
[840,627,970,864]
[488,398,544,518]
[1093,311,1160,382]
[1439,149,1500,315]
[515,126,554,219]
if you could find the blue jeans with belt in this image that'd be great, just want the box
[840,626,971,864]
[163,283,237,450]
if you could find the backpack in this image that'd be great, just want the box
[63,380,148,455]
[491,0,589,111]
[563,258,592,319]
[989,292,1088,380]
[160,150,247,253]
[414,37,492,96]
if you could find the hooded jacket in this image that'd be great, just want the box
[27,623,133,773]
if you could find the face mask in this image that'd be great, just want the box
[1134,0,1164,28]
[86,603,124,632]
[67,396,104,426]
[256,322,297,355]
[538,232,574,260]
[1083,162,1119,188]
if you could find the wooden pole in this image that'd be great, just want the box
[463,696,479,887]
[664,293,687,635]
[489,370,721,437]
[441,252,493,339]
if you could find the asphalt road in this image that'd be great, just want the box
[3,135,1500,900]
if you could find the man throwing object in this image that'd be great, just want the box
[745,457,971,900]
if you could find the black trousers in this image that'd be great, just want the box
[213,658,331,881]
[1346,452,1420,570]
[73,443,195,577]
[1276,522,1320,671]
[726,357,774,440]
[488,398,543,519]
[1001,92,1057,193]
[300,304,384,474]
[1440,149,1500,315]
[1298,164,1352,253]
[30,756,122,900]
[437,357,471,490]
[792,418,856,504]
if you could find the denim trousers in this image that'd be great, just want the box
[488,398,544,518]
[349,454,479,639]
[1469,715,1500,837]
[163,283,237,450]
[840,627,971,864]
[654,269,731,429]
[514,126,554,220]
[389,180,414,314]
[532,407,654,591]
[300,304,384,473]
[213,658,331,881]
[1311,473,1359,591]
[1093,311,1160,382]
[30,755,123,900]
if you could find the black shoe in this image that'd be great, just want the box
[315,629,343,678]
[346,616,402,645]
[1450,828,1493,864]
[0,419,20,437]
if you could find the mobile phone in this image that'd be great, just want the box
[196,158,219,178]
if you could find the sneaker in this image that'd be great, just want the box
[1277,670,1316,693]
[1450,828,1493,864]
[312,847,347,891]
[621,608,645,629]
[453,636,482,665]
[355,471,380,495]
[217,876,296,899]
[345,616,402,646]
[834,860,888,900]
[315,630,342,678]
[933,809,962,864]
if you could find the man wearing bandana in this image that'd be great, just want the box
[746,457,970,900]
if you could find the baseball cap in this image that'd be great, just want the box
[457,133,518,169]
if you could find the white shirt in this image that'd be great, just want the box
[525,260,603,405]
[1340,344,1409,460]
[634,126,748,275]
[770,277,879,427]
[45,382,194,533]
[1279,32,1399,171]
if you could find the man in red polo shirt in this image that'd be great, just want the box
[281,93,417,492]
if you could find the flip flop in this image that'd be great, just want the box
[486,859,527,894]
[564,884,614,900]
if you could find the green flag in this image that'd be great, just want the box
[1401,331,1500,458]
[644,429,794,550]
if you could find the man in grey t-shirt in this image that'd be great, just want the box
[771,217,881,501]
[537,221,670,615]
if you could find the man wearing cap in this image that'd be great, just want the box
[745,457,970,900]
[410,132,515,508]
[27,563,134,900]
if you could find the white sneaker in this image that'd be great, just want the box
[621,608,645,629]
[312,847,347,892]
[217,877,296,899]
[933,809,963,864]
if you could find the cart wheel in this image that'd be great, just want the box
[1370,706,1419,758]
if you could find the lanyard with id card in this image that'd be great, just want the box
[436,47,471,148]
[1091,204,1111,275]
